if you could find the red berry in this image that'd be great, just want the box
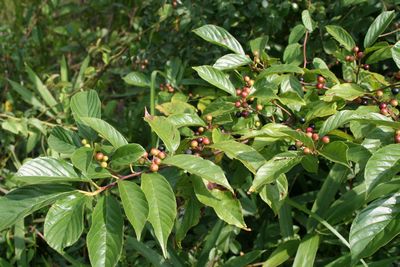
[306,127,313,133]
[303,147,312,154]
[95,152,104,161]
[312,133,319,141]
[321,136,330,144]
[353,46,360,53]
[150,163,159,172]
[241,110,249,118]
[235,101,241,108]
[390,99,398,107]
[203,137,210,145]
[243,87,251,93]
[295,140,303,147]
[345,55,351,61]
[317,76,325,83]
[150,148,160,156]
[363,64,370,70]
[241,91,248,98]
[381,108,389,116]
[379,103,387,109]
[395,135,400,143]
[158,151,166,159]
[357,52,364,59]
[316,83,324,89]
[153,157,162,165]
[242,102,249,108]
[197,137,204,143]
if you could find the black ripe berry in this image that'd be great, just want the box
[299,117,306,124]
[235,111,242,118]
[309,123,316,129]
[288,145,297,151]
[158,144,166,151]
[241,111,249,118]
[392,88,400,95]
[361,99,369,105]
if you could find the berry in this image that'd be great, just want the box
[357,51,364,59]
[379,103,387,109]
[299,117,306,124]
[138,158,146,165]
[95,152,104,161]
[363,64,370,70]
[150,148,160,156]
[84,144,91,148]
[235,111,242,118]
[103,156,109,162]
[312,133,319,141]
[244,76,250,82]
[353,46,360,53]
[306,127,313,133]
[158,151,166,159]
[309,123,316,129]
[303,147,312,154]
[242,102,249,108]
[345,55,351,61]
[236,89,242,96]
[395,135,400,144]
[392,88,400,95]
[295,140,303,147]
[203,137,211,145]
[197,137,204,143]
[380,108,389,116]
[100,161,108,168]
[288,145,297,151]
[158,144,166,151]
[321,136,330,144]
[306,132,313,138]
[150,163,159,172]
[153,157,162,165]
[248,80,255,86]
[190,140,199,148]
[255,121,261,127]
[361,99,369,105]
[235,101,241,108]
[206,115,213,121]
[256,104,263,111]
[317,76,325,83]
[185,149,193,154]
[241,91,249,98]
[81,139,88,145]
[316,83,324,89]
[396,129,400,135]
[243,87,251,93]
[241,111,249,118]
[207,182,216,190]
[376,90,384,97]
[390,99,398,107]
[198,127,205,133]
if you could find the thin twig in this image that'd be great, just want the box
[303,31,309,69]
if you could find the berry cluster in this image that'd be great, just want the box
[186,136,211,156]
[234,76,262,118]
[159,83,175,93]
[138,145,167,172]
[134,58,149,70]
[345,46,364,62]
[289,123,330,154]
[95,152,109,168]
[315,75,326,90]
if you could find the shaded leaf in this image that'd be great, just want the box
[325,25,355,51]
[192,65,236,96]
[123,72,150,87]
[111,143,146,166]
[364,11,395,48]
[47,126,81,154]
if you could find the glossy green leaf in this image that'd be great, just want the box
[305,101,337,122]
[80,117,128,148]
[118,180,148,240]
[350,193,400,262]
[213,53,252,70]
[366,46,393,64]
[87,195,123,267]
[259,174,288,214]
[126,237,172,267]
[318,141,349,167]
[111,143,146,166]
[283,43,302,66]
[364,144,400,193]
[13,157,85,184]
[301,10,315,32]
[26,65,59,113]
[44,193,89,251]
[392,41,400,69]
[364,11,395,48]
[167,113,206,128]
[123,72,150,87]
[175,196,201,244]
[192,65,236,96]
[262,240,299,267]
[0,184,74,231]
[193,24,245,54]
[163,154,233,192]
[322,83,365,101]
[210,140,266,173]
[47,126,81,154]
[325,25,355,51]
[144,111,180,153]
[70,90,101,120]
[141,173,177,258]
[250,152,302,193]
[288,24,306,44]
[293,234,320,267]
[71,147,110,179]
[191,175,246,229]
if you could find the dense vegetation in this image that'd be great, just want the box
[1,0,400,266]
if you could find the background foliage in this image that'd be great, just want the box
[1,0,400,266]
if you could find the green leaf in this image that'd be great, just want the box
[364,144,400,193]
[210,140,266,173]
[70,90,101,119]
[111,143,146,166]
[71,147,110,179]
[44,193,89,251]
[322,83,365,101]
[7,79,48,113]
[13,157,85,184]
[288,24,306,44]
[366,46,393,64]
[391,41,400,69]
[258,64,304,78]
[193,24,244,55]
[305,101,337,122]
[318,141,349,167]
[259,174,288,214]
[191,175,246,229]
[0,184,74,231]
[175,196,201,243]
[167,113,206,128]
[325,25,355,51]
[262,240,299,267]
[73,56,90,90]
[47,126,81,154]
[192,65,236,96]
[118,180,148,240]
[87,195,123,267]
[301,10,315,32]
[350,193,400,262]
[213,53,252,70]
[26,65,59,113]
[293,234,320,267]
[223,250,264,267]
[144,111,180,153]
[364,11,395,48]
[141,173,177,258]
[123,72,150,87]
[163,154,233,192]
[80,117,128,148]
[126,237,172,267]
[283,43,303,66]
[250,152,303,193]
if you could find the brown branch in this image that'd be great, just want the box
[303,31,309,69]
